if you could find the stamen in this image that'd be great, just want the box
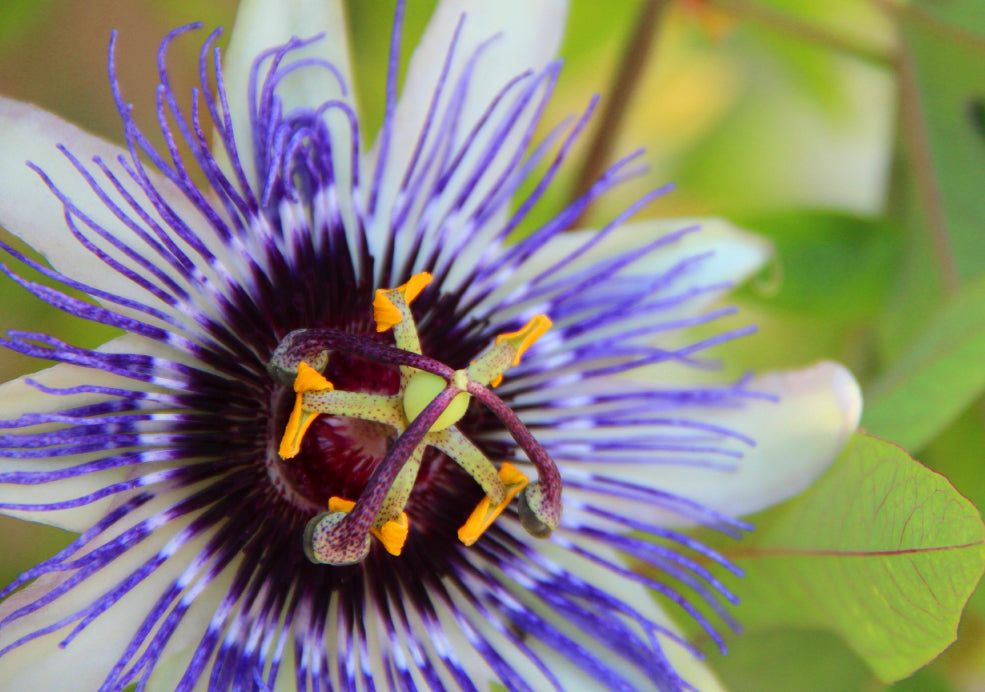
[373,271,432,333]
[458,462,529,546]
[468,315,552,387]
[496,314,553,367]
[304,384,461,565]
[372,292,403,333]
[466,380,563,537]
[430,428,507,504]
[295,361,333,391]
[329,497,410,556]
[279,362,334,459]
[269,295,562,564]
[399,271,433,303]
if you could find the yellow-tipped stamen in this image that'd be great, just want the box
[271,298,559,563]
[399,272,432,303]
[328,497,356,513]
[458,463,529,546]
[373,272,433,333]
[373,292,403,332]
[279,362,334,459]
[328,496,410,556]
[375,512,410,556]
[495,315,552,367]
[294,361,333,393]
[468,315,552,388]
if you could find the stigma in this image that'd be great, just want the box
[267,273,562,566]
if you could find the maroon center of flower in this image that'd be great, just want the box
[268,348,402,510]
[261,306,563,565]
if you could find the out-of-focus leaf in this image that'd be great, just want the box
[863,274,985,453]
[899,5,985,280]
[154,0,237,32]
[880,5,985,359]
[917,403,985,622]
[910,0,985,38]
[0,517,72,593]
[891,669,961,692]
[738,210,896,320]
[697,434,985,683]
[708,628,874,692]
[0,1,54,51]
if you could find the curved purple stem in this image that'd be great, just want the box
[466,381,562,527]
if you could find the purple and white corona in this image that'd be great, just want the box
[0,1,860,690]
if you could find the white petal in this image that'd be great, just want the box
[564,361,862,525]
[0,498,222,691]
[439,538,724,690]
[0,334,183,532]
[663,360,861,517]
[538,541,726,692]
[140,567,241,692]
[493,216,773,318]
[222,0,354,187]
[0,97,201,312]
[366,0,567,260]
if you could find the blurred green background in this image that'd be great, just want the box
[1,0,984,690]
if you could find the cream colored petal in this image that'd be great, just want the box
[221,0,354,188]
[438,538,724,690]
[538,541,726,692]
[695,361,861,517]
[0,334,191,532]
[0,496,221,691]
[488,217,773,318]
[365,0,567,262]
[558,361,862,526]
[0,97,204,313]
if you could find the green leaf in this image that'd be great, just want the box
[910,0,985,40]
[709,434,985,683]
[879,4,985,359]
[863,274,985,453]
[737,209,896,320]
[897,8,985,283]
[708,628,875,692]
[0,0,54,52]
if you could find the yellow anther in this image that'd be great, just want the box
[279,362,334,459]
[373,292,403,333]
[328,497,410,556]
[495,315,552,367]
[399,272,432,303]
[328,496,357,513]
[294,362,334,393]
[458,463,529,546]
[375,513,410,556]
[373,272,433,333]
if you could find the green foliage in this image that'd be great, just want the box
[864,274,985,453]
[709,629,875,692]
[738,209,896,320]
[703,435,985,683]
[880,3,985,359]
[0,0,53,51]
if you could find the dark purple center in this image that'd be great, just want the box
[279,350,400,507]
[265,336,487,540]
